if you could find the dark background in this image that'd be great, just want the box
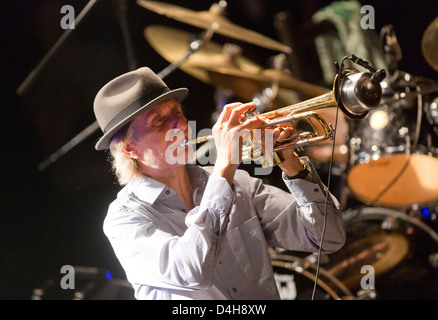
[1,0,437,300]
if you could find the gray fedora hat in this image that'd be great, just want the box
[93,67,188,150]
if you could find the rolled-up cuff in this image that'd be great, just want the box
[282,157,332,206]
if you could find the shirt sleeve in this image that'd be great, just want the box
[103,175,235,291]
[250,157,346,253]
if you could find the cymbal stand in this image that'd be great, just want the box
[157,23,218,79]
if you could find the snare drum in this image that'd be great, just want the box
[347,72,438,207]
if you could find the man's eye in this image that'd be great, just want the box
[150,118,164,126]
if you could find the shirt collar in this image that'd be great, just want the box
[128,164,210,205]
[130,175,166,205]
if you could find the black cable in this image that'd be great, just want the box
[311,56,349,300]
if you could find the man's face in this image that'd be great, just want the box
[126,99,191,170]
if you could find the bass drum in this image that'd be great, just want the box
[323,207,438,299]
[271,254,356,300]
[347,72,438,207]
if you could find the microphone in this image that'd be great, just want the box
[371,69,387,85]
[338,68,386,119]
[333,55,386,119]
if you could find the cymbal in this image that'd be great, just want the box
[145,25,327,102]
[144,24,263,88]
[201,66,330,98]
[422,16,438,72]
[137,0,292,53]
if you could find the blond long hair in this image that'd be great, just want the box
[108,125,142,186]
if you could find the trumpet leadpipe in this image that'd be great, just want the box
[181,134,214,146]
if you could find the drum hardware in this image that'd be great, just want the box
[155,24,218,80]
[137,0,292,54]
[380,215,400,232]
[429,253,438,269]
[380,25,402,77]
[355,288,377,300]
[425,97,438,125]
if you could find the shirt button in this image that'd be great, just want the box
[181,209,187,213]
[232,288,237,293]
[314,188,319,193]
[165,190,170,195]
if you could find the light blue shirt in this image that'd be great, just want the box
[103,158,345,299]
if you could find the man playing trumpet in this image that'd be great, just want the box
[94,67,345,300]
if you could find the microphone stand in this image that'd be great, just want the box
[17,0,102,96]
[36,23,217,172]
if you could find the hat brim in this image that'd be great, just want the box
[95,88,188,150]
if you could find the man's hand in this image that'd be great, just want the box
[212,102,263,186]
[273,126,312,181]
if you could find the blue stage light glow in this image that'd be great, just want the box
[105,270,113,281]
[420,206,430,219]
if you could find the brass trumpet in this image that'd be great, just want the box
[185,69,385,167]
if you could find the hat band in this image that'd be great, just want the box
[103,86,170,134]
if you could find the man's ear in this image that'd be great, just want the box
[121,141,139,160]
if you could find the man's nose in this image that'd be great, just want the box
[168,114,187,130]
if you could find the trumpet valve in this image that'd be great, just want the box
[259,152,284,168]
[242,107,259,120]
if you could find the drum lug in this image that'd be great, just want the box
[306,252,330,265]
[355,288,377,300]
[429,252,438,269]
[381,216,399,231]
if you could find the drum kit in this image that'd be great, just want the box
[137,1,438,300]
